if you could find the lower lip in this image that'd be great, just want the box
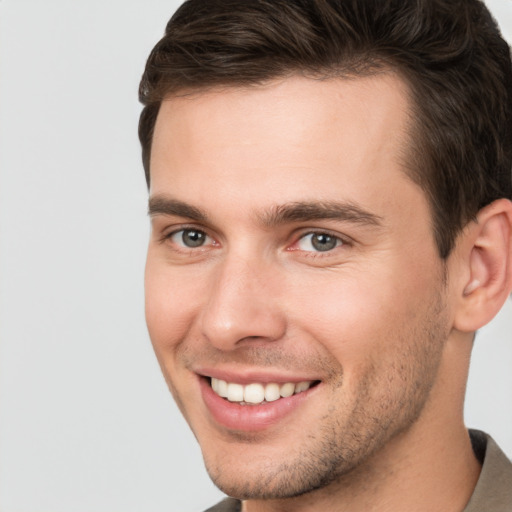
[199,378,317,432]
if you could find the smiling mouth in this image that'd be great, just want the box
[209,377,320,405]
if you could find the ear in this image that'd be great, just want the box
[453,198,512,332]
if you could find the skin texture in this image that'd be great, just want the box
[145,75,484,511]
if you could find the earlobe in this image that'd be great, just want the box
[454,199,512,332]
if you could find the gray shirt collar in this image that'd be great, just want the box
[464,430,512,511]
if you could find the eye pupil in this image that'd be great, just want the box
[182,229,206,248]
[311,233,337,251]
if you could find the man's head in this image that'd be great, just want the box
[140,0,512,258]
[141,0,512,507]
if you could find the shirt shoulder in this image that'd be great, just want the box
[203,497,242,512]
[464,430,512,512]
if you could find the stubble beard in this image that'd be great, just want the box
[202,289,450,501]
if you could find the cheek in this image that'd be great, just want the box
[144,256,201,353]
[144,258,205,418]
[287,263,433,367]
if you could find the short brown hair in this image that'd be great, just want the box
[139,0,512,257]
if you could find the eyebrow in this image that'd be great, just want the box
[148,195,383,228]
[259,201,383,228]
[148,196,208,222]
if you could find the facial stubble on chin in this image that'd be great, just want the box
[200,291,450,501]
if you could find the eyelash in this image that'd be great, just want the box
[289,230,349,255]
[161,227,216,250]
[159,226,351,257]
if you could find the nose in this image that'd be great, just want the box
[199,254,287,350]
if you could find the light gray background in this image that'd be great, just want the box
[0,1,510,511]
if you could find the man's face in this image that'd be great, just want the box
[145,75,453,499]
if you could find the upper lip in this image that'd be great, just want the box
[195,366,321,385]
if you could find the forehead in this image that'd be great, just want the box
[149,74,415,215]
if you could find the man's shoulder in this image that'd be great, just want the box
[464,430,512,512]
[204,497,241,512]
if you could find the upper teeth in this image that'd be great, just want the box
[211,378,313,404]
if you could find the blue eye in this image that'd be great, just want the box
[297,233,342,252]
[170,229,211,248]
